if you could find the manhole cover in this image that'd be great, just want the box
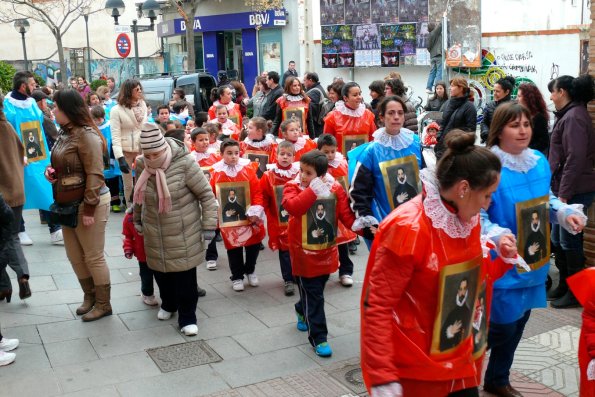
[147,340,222,373]
[328,364,367,395]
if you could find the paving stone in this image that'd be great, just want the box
[198,297,246,317]
[1,324,42,344]
[118,309,182,331]
[45,338,100,367]
[0,343,51,376]
[525,363,580,396]
[0,368,62,396]
[299,332,361,365]
[191,312,268,340]
[37,315,128,343]
[89,325,186,358]
[233,324,310,354]
[528,325,580,358]
[512,339,570,376]
[523,307,582,338]
[205,336,252,360]
[60,386,121,397]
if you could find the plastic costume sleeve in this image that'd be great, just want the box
[371,382,403,397]
[98,121,122,179]
[323,105,376,154]
[260,169,296,251]
[328,156,357,244]
[3,94,53,210]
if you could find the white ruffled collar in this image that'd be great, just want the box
[266,161,300,178]
[334,100,365,117]
[98,120,110,130]
[372,128,415,151]
[244,134,276,149]
[328,152,345,168]
[285,94,305,102]
[213,100,236,112]
[212,158,251,177]
[293,172,336,190]
[287,136,308,152]
[194,151,211,162]
[420,168,478,239]
[490,146,539,173]
[5,92,36,109]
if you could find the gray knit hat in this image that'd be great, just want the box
[140,122,167,154]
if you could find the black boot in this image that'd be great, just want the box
[551,250,584,309]
[547,245,567,301]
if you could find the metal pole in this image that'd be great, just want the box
[20,31,28,70]
[441,14,448,82]
[85,15,92,82]
[133,19,140,76]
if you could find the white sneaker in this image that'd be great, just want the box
[425,88,434,94]
[247,273,259,287]
[181,324,198,336]
[0,351,15,366]
[206,260,217,270]
[142,295,159,306]
[232,279,245,291]
[0,338,19,352]
[18,232,33,246]
[50,230,64,245]
[157,308,173,320]
[340,275,354,287]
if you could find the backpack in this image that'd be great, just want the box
[309,86,331,125]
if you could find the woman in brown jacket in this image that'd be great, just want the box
[45,88,112,322]
[133,123,218,336]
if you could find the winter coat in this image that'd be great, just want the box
[272,95,315,139]
[134,138,218,273]
[435,95,477,159]
[428,22,442,59]
[404,100,418,132]
[549,101,595,199]
[424,96,447,112]
[122,211,146,262]
[261,85,284,123]
[480,95,511,143]
[529,112,549,155]
[110,101,148,158]
[323,101,376,154]
[0,114,25,207]
[0,193,14,262]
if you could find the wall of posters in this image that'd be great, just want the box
[320,0,345,25]
[399,0,429,23]
[445,0,481,67]
[354,24,381,67]
[345,0,372,25]
[371,0,399,23]
[321,25,354,68]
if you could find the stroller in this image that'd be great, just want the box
[417,111,443,168]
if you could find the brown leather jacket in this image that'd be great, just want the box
[50,125,106,216]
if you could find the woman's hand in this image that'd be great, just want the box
[82,215,95,227]
[498,234,518,259]
[44,166,57,183]
[566,214,585,234]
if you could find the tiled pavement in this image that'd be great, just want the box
[0,210,583,396]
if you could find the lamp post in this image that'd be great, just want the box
[104,0,161,76]
[14,19,30,71]
[83,7,92,82]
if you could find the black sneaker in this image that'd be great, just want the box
[197,286,207,297]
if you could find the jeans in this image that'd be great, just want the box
[153,267,198,328]
[5,206,29,281]
[485,310,531,387]
[106,176,122,206]
[227,243,260,281]
[338,243,354,276]
[39,210,61,233]
[121,151,138,208]
[551,191,595,252]
[295,274,329,346]
[426,56,443,90]
[138,261,154,296]
[278,250,293,282]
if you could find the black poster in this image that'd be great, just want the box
[345,0,371,25]
[371,0,398,23]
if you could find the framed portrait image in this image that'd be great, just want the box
[228,114,240,127]
[21,120,47,163]
[472,281,488,359]
[431,255,482,355]
[215,181,251,227]
[244,151,269,179]
[274,185,289,225]
[201,168,212,183]
[343,134,368,154]
[379,155,421,210]
[336,175,349,194]
[516,195,550,272]
[302,195,338,250]
[283,107,306,133]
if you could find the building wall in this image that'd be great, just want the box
[585,0,595,267]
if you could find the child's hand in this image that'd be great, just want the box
[124,251,133,259]
[498,234,517,259]
[248,215,260,224]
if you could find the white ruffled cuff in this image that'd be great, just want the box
[352,215,380,231]
[502,254,531,273]
[557,203,588,235]
[371,382,403,397]
[310,177,331,197]
[588,359,595,380]
[246,205,265,221]
[486,225,513,250]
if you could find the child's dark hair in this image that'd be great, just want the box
[280,119,298,134]
[300,150,328,176]
[172,100,189,114]
[190,127,208,142]
[436,130,501,191]
[90,105,105,119]
[215,104,229,114]
[277,140,295,154]
[195,111,208,126]
[157,104,169,113]
[204,122,222,135]
[317,133,337,149]
[220,138,240,153]
[250,116,268,133]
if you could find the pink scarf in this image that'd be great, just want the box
[133,146,173,213]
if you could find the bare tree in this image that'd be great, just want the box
[169,0,205,73]
[0,0,97,84]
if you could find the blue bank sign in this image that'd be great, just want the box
[158,9,287,37]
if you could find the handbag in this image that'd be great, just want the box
[49,201,80,228]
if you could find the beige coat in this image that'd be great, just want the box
[109,101,147,158]
[134,138,218,273]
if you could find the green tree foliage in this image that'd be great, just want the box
[0,61,17,95]
[91,79,107,92]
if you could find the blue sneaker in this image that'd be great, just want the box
[315,342,332,357]
[296,312,308,332]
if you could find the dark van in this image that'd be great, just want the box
[139,72,217,118]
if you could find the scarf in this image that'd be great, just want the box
[133,146,173,213]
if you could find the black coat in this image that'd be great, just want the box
[529,112,549,155]
[435,96,477,159]
[424,96,447,112]
[261,85,284,125]
[480,95,511,143]
[0,193,14,262]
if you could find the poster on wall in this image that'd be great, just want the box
[354,24,381,67]
[380,24,416,65]
[399,0,429,23]
[322,25,354,68]
[416,48,430,65]
[346,0,371,25]
[381,51,400,67]
[428,0,447,22]
[320,0,345,25]
[322,54,339,68]
[261,42,281,73]
[416,22,430,48]
[371,0,398,23]
[446,0,481,67]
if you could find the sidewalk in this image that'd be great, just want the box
[0,210,583,396]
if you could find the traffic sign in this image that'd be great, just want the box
[116,33,131,58]
[115,25,131,33]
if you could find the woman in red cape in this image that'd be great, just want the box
[361,131,516,397]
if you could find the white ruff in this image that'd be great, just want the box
[334,100,365,117]
[285,94,304,102]
[289,136,307,152]
[490,146,539,173]
[420,168,478,239]
[212,158,251,178]
[328,152,345,169]
[293,172,335,191]
[266,162,300,178]
[5,93,36,109]
[372,128,415,151]
[193,151,211,162]
[213,101,236,112]
[244,134,276,149]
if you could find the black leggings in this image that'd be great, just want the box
[448,387,479,397]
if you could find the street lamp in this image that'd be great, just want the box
[104,0,161,76]
[14,19,30,71]
[83,6,92,82]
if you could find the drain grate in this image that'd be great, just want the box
[327,364,367,395]
[147,340,222,373]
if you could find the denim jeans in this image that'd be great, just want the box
[551,191,595,252]
[426,56,443,90]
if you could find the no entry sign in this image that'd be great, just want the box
[116,33,131,58]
